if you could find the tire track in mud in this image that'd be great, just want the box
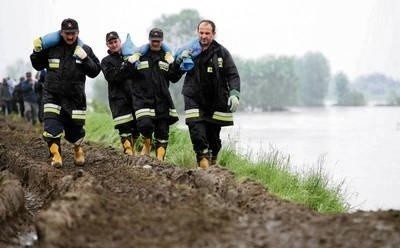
[1,117,399,247]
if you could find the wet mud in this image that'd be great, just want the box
[0,117,399,247]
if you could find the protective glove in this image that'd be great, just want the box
[74,45,87,60]
[227,90,240,112]
[175,50,191,65]
[33,37,42,52]
[164,52,174,64]
[126,53,141,64]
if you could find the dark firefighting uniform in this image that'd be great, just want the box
[132,48,181,150]
[30,39,101,146]
[177,40,240,163]
[101,50,139,142]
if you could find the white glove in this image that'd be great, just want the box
[74,46,87,60]
[164,52,174,64]
[127,53,141,64]
[33,37,42,52]
[227,95,239,112]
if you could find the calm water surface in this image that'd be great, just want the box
[221,107,400,210]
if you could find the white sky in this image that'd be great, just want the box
[1,0,399,80]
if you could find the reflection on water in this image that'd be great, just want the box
[221,106,400,210]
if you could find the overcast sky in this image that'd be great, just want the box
[1,0,398,80]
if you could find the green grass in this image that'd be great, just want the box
[218,149,349,213]
[85,111,349,213]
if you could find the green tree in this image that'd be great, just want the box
[296,52,331,106]
[387,90,400,106]
[334,72,349,104]
[240,56,298,111]
[334,72,365,106]
[151,9,203,113]
[152,9,202,48]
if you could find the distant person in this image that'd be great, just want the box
[0,78,13,115]
[174,20,241,169]
[21,72,39,124]
[100,31,139,156]
[30,18,101,168]
[6,77,18,114]
[131,28,181,160]
[12,76,25,117]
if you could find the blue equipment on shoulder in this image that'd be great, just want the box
[175,39,202,71]
[41,31,61,49]
[121,33,136,57]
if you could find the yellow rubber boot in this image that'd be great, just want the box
[198,157,209,170]
[123,139,134,156]
[156,147,166,161]
[49,143,62,168]
[141,138,152,155]
[73,145,85,166]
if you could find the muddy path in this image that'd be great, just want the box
[0,116,399,248]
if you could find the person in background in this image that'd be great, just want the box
[12,76,25,117]
[30,18,101,168]
[131,28,181,160]
[0,78,13,115]
[174,20,241,169]
[101,31,139,156]
[21,72,39,124]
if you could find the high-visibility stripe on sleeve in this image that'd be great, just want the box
[72,110,87,120]
[113,113,133,126]
[212,111,233,122]
[43,103,61,115]
[185,109,200,120]
[135,108,155,119]
[169,109,178,117]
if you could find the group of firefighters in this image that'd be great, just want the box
[29,18,240,170]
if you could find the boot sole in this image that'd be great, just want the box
[52,162,62,168]
[74,161,85,167]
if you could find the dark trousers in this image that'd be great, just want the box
[137,117,169,146]
[43,114,85,144]
[187,121,221,161]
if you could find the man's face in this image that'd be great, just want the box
[149,40,162,51]
[61,31,79,45]
[106,38,121,53]
[198,23,215,48]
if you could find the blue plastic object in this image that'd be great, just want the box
[175,39,202,71]
[121,33,136,56]
[187,39,202,58]
[180,58,194,71]
[41,31,61,49]
[161,43,172,53]
[137,44,149,55]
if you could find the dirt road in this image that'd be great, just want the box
[1,117,399,248]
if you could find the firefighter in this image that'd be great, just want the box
[131,28,181,161]
[30,18,101,168]
[174,20,241,169]
[101,31,139,155]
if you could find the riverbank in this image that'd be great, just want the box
[86,112,348,213]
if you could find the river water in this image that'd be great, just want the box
[220,107,400,211]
